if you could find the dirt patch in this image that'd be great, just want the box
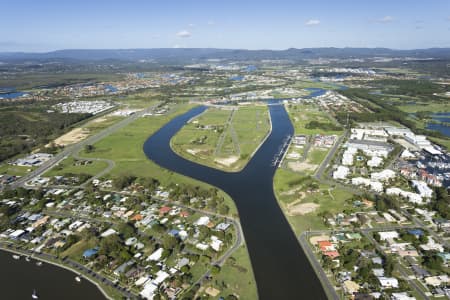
[288,161,317,172]
[50,127,90,147]
[214,156,239,166]
[91,117,108,123]
[47,116,111,147]
[281,187,302,196]
[205,287,220,297]
[287,202,319,216]
[186,148,201,155]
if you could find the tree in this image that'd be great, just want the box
[84,144,95,153]
[162,235,178,250]
[113,174,137,189]
[118,222,136,239]
[383,255,394,276]
[211,265,221,275]
[99,235,122,257]
[423,252,443,271]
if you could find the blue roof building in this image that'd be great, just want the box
[407,229,424,236]
[83,247,99,259]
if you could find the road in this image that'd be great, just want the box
[299,232,340,300]
[314,129,348,181]
[401,208,450,248]
[8,102,161,190]
[360,229,430,300]
[214,108,237,156]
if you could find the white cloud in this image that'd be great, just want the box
[305,19,320,26]
[207,20,215,26]
[375,16,394,23]
[176,30,191,38]
[188,23,195,28]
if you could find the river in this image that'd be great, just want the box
[0,250,105,299]
[143,104,327,300]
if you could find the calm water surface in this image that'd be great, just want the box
[0,250,105,300]
[144,104,326,300]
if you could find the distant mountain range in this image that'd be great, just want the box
[1,47,450,62]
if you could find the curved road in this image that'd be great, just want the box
[143,104,327,300]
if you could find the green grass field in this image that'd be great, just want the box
[171,105,270,171]
[397,102,450,113]
[45,157,109,177]
[307,148,329,165]
[273,169,354,235]
[0,164,35,176]
[286,104,343,136]
[211,245,258,300]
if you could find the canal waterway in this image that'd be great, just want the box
[143,104,327,300]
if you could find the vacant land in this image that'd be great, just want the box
[171,105,270,171]
[49,115,124,147]
[45,157,109,177]
[211,245,258,300]
[286,103,343,136]
[274,169,354,235]
[0,164,35,177]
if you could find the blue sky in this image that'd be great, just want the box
[1,0,449,51]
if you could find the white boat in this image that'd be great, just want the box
[12,255,20,260]
[25,256,31,262]
[75,276,81,283]
[36,261,42,266]
[32,290,39,299]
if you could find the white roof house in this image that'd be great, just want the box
[195,243,209,251]
[140,282,158,300]
[100,228,117,238]
[371,169,396,181]
[420,238,444,252]
[351,177,383,192]
[378,231,399,241]
[377,277,399,288]
[153,270,170,284]
[367,156,383,168]
[333,166,349,180]
[411,180,433,198]
[147,248,164,261]
[195,216,210,226]
[210,236,223,252]
[424,275,449,287]
[386,187,424,204]
[391,292,416,300]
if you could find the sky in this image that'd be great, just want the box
[1,0,450,52]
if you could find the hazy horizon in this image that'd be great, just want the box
[2,0,450,52]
